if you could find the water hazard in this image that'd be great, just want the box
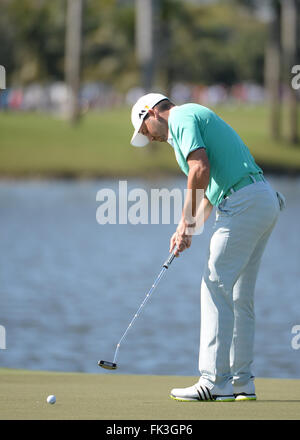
[0,176,299,378]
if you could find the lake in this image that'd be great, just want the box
[0,175,299,378]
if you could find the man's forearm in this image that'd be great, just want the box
[171,148,211,254]
[171,162,211,254]
[182,164,210,225]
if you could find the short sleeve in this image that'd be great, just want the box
[177,114,206,159]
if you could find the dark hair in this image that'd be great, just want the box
[143,99,174,121]
[153,99,174,112]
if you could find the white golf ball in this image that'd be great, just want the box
[47,395,56,404]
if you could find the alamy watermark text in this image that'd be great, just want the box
[96,181,205,235]
[0,325,6,349]
[291,65,300,90]
[0,65,6,90]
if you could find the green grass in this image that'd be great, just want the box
[0,105,300,178]
[1,368,300,420]
[216,104,300,170]
[0,109,178,178]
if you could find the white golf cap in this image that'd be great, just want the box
[130,93,169,147]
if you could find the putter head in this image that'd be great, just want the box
[98,360,117,370]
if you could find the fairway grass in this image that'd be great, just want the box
[1,368,300,420]
[1,105,300,178]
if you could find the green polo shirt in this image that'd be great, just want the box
[167,103,263,206]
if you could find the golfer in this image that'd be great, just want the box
[130,93,284,402]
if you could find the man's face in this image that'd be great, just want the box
[139,109,168,143]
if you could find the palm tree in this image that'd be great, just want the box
[280,0,299,144]
[234,0,299,145]
[264,0,282,141]
[65,0,83,124]
[135,0,160,91]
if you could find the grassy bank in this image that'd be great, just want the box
[1,105,300,178]
[0,368,300,420]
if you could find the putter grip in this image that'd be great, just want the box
[163,250,176,269]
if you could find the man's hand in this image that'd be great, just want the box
[169,218,193,256]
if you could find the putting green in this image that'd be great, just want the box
[0,368,299,420]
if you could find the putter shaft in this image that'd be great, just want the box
[112,249,177,366]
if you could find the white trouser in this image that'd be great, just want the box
[199,179,280,389]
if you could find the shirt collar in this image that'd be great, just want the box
[167,106,178,147]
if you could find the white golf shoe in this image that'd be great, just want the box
[233,378,256,401]
[170,380,235,402]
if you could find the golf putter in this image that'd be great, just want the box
[98,248,177,370]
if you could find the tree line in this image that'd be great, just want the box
[0,0,267,88]
[0,0,299,143]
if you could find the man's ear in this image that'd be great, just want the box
[147,108,155,118]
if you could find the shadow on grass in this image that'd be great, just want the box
[256,400,300,403]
